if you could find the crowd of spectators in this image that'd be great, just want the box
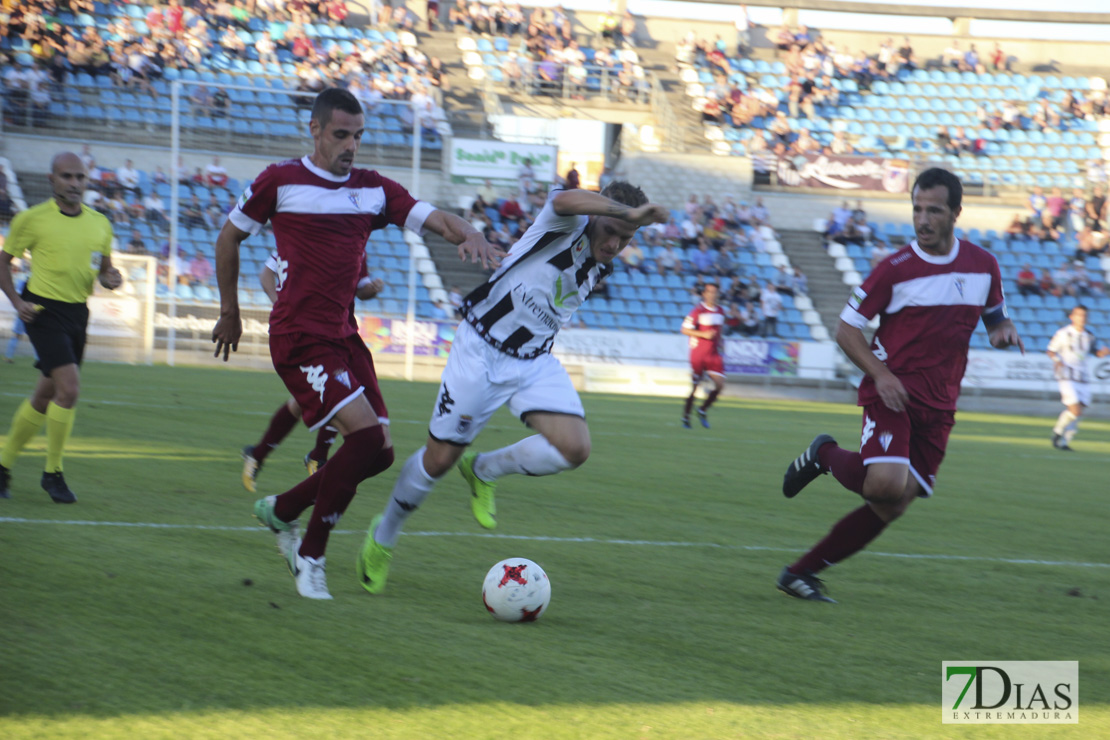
[682,21,1104,170]
[71,144,241,289]
[1,0,450,134]
[457,2,649,101]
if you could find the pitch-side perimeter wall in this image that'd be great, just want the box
[5,301,1102,399]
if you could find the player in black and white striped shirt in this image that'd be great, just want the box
[356,182,668,594]
[1047,305,1109,450]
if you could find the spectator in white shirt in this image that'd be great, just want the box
[204,156,229,189]
[116,159,141,194]
[750,197,769,226]
[656,243,683,275]
[760,282,782,337]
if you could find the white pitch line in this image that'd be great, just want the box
[1,517,1107,569]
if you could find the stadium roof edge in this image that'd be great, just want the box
[674,0,1110,24]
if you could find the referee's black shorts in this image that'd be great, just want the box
[22,288,89,376]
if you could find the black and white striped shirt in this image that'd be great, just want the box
[461,191,612,359]
[1048,324,1102,382]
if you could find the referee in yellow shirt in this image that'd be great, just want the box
[0,151,122,503]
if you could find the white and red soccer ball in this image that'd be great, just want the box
[481,558,551,622]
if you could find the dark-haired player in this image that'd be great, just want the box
[211,87,499,599]
[681,280,726,428]
[776,168,1024,602]
[357,183,669,594]
[1047,304,1109,450]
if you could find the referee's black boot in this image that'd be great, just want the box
[0,464,10,499]
[41,471,77,504]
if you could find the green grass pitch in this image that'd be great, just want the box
[1,361,1106,738]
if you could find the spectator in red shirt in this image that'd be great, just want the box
[166,0,184,35]
[499,194,526,222]
[1016,263,1040,296]
[326,0,349,24]
[292,34,315,60]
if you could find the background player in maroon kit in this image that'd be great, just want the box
[211,88,500,599]
[240,253,385,493]
[681,281,726,428]
[777,168,1024,602]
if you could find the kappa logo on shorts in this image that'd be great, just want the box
[861,414,876,448]
[300,364,329,402]
[437,384,455,417]
[457,415,473,435]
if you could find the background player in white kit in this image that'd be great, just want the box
[357,183,668,594]
[1047,305,1109,450]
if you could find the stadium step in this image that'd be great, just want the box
[777,229,851,340]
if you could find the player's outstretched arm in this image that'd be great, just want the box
[551,189,669,226]
[835,319,909,412]
[212,220,251,361]
[422,209,504,270]
[987,318,1025,354]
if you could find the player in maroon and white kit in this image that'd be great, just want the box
[681,281,726,428]
[776,168,1024,602]
[211,88,500,599]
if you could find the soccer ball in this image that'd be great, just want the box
[481,558,551,622]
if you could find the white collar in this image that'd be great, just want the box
[910,236,959,265]
[301,155,351,183]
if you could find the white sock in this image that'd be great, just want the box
[1064,419,1080,444]
[473,434,574,481]
[1053,410,1077,435]
[375,447,440,548]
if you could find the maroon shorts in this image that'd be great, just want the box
[690,351,724,381]
[269,332,388,431]
[858,400,954,496]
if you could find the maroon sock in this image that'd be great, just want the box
[310,425,339,463]
[683,393,695,417]
[818,442,866,495]
[790,505,887,575]
[700,387,721,412]
[254,403,299,464]
[299,425,392,560]
[272,470,322,523]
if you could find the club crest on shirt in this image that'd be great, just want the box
[954,277,965,297]
[347,190,361,209]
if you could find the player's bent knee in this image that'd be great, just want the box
[861,478,904,505]
[556,438,590,468]
[368,445,395,478]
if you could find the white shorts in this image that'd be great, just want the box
[1058,379,1091,407]
[427,322,585,445]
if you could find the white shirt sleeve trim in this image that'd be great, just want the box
[839,304,869,328]
[229,208,264,236]
[405,201,436,235]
